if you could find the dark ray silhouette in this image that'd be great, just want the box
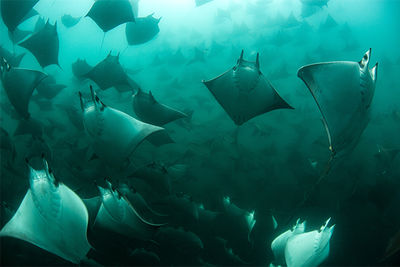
[84,52,138,92]
[19,21,60,68]
[203,50,293,126]
[1,0,39,32]
[1,58,47,118]
[125,14,160,45]
[86,0,135,32]
[133,88,188,126]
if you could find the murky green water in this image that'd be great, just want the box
[1,0,400,265]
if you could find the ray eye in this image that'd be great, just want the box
[363,55,368,60]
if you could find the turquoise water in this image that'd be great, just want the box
[1,0,400,265]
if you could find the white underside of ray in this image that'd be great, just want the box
[298,61,373,156]
[94,186,161,240]
[83,104,165,165]
[271,219,306,265]
[284,221,334,267]
[0,184,91,264]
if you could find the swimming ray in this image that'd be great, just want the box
[56,102,84,131]
[61,14,81,28]
[271,218,306,265]
[118,183,168,220]
[79,86,173,167]
[8,27,32,44]
[152,192,201,226]
[82,196,102,227]
[84,52,137,92]
[197,204,220,229]
[19,21,60,68]
[0,158,91,264]
[217,196,256,243]
[128,161,172,196]
[14,117,44,138]
[72,58,93,79]
[133,88,188,126]
[36,76,66,99]
[34,15,46,32]
[86,0,135,33]
[297,49,378,158]
[93,180,163,240]
[203,50,293,126]
[1,0,39,33]
[29,97,51,113]
[24,136,52,161]
[187,47,206,65]
[0,58,47,118]
[125,14,160,45]
[0,46,25,67]
[284,218,335,267]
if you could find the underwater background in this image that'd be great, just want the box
[1,0,400,266]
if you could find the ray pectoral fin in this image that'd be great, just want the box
[0,186,91,263]
[86,0,135,32]
[273,91,294,110]
[127,198,166,228]
[0,160,91,264]
[2,68,47,118]
[18,21,59,68]
[316,117,333,152]
[298,64,333,150]
[297,64,318,93]
[371,62,378,82]
[202,79,212,87]
[204,52,293,126]
[146,130,174,146]
[149,91,157,103]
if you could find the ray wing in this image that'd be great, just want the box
[203,68,291,125]
[0,166,91,264]
[133,90,187,126]
[86,0,135,32]
[1,66,47,118]
[298,59,375,155]
[19,21,59,68]
[1,0,39,32]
